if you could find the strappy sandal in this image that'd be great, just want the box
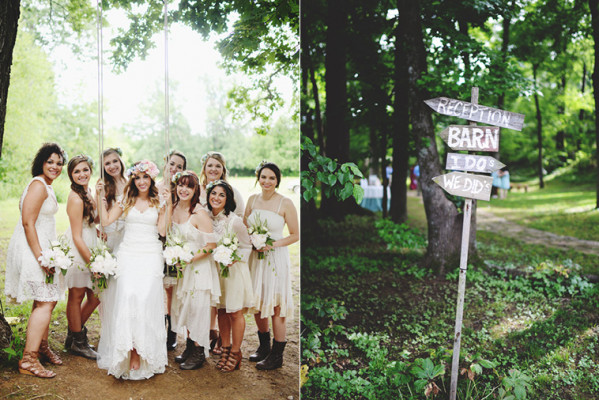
[39,339,63,365]
[216,346,231,370]
[221,350,242,372]
[18,351,56,378]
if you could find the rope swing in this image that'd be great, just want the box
[96,0,105,230]
[163,0,171,236]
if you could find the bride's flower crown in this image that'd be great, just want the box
[126,160,160,179]
[201,151,224,166]
[73,154,94,168]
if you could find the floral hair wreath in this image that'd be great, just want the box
[206,179,226,192]
[200,151,224,167]
[112,147,123,156]
[76,154,95,168]
[255,160,269,177]
[125,160,160,179]
[172,170,196,184]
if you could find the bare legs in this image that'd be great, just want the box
[67,287,100,332]
[24,301,57,353]
[254,306,286,341]
[165,286,173,315]
[217,309,245,352]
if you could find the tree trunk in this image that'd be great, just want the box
[590,0,599,209]
[0,0,21,157]
[555,75,566,160]
[494,9,511,162]
[319,0,363,219]
[399,0,470,273]
[533,65,545,189]
[391,7,409,224]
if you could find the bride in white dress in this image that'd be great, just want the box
[95,160,170,380]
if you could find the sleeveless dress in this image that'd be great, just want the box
[5,177,65,303]
[200,185,245,218]
[247,196,294,318]
[211,212,254,313]
[97,206,167,380]
[65,208,97,289]
[104,194,125,253]
[170,220,220,355]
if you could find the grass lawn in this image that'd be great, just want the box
[302,179,599,399]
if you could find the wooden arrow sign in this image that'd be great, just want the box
[433,172,493,201]
[425,97,524,131]
[446,153,505,174]
[439,125,500,152]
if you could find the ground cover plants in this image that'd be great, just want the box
[301,183,599,399]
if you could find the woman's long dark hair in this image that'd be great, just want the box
[206,180,236,216]
[173,172,200,215]
[67,156,95,225]
[102,148,125,210]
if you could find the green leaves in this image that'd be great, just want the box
[301,137,365,204]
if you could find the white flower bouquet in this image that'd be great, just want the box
[86,241,119,291]
[248,213,274,260]
[213,230,242,278]
[38,235,73,284]
[163,230,194,278]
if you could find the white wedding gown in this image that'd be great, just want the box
[97,206,167,380]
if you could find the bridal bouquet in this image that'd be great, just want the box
[38,235,73,284]
[213,230,242,278]
[248,213,273,260]
[87,241,119,291]
[163,230,194,278]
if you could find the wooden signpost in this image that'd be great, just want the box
[427,88,524,400]
[439,125,501,152]
[424,97,525,131]
[432,172,493,201]
[445,153,505,174]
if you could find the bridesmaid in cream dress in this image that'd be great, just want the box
[244,162,298,370]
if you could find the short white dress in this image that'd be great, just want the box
[5,177,65,303]
[247,197,294,318]
[211,212,254,313]
[65,210,97,289]
[97,206,167,380]
[170,219,220,355]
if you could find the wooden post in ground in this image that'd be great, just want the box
[449,87,478,400]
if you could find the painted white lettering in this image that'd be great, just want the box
[491,110,501,123]
[459,131,472,148]
[448,154,460,169]
[443,174,456,189]
[465,156,476,170]
[437,97,448,113]
[487,129,499,150]
[448,126,461,148]
[475,157,486,171]
[463,177,473,192]
[472,128,484,149]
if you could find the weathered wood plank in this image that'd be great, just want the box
[445,153,505,173]
[439,125,501,152]
[432,171,493,201]
[425,97,525,131]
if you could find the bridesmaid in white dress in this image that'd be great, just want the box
[169,171,219,369]
[198,151,245,353]
[64,155,100,360]
[156,150,186,351]
[244,162,298,370]
[5,143,66,378]
[98,148,127,253]
[207,180,254,372]
[96,160,170,380]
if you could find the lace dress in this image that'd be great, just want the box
[200,185,245,218]
[65,211,97,289]
[104,194,125,253]
[211,212,254,313]
[97,206,167,380]
[5,177,65,303]
[247,197,294,318]
[170,220,220,355]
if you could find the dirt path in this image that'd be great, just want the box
[476,206,599,256]
[0,270,300,400]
